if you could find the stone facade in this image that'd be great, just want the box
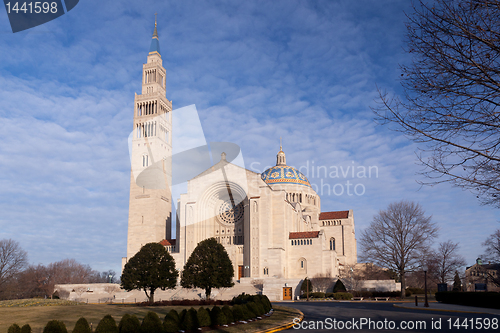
[123,23,357,301]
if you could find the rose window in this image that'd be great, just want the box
[218,201,244,224]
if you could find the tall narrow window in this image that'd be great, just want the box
[143,155,149,167]
[330,238,335,251]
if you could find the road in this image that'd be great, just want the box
[274,301,500,332]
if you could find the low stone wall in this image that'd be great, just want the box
[358,280,401,292]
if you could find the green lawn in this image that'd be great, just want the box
[0,299,301,333]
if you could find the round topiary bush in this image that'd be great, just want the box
[232,304,245,321]
[20,324,31,333]
[8,324,21,333]
[197,307,211,327]
[210,306,227,326]
[43,320,67,333]
[118,314,140,333]
[72,318,91,333]
[163,318,179,333]
[181,308,198,331]
[222,305,234,323]
[140,312,163,333]
[165,309,180,324]
[95,315,118,333]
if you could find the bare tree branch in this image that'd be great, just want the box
[373,0,500,207]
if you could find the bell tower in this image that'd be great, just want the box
[124,18,173,267]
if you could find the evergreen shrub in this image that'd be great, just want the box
[181,308,198,331]
[72,318,91,333]
[43,320,67,333]
[163,318,179,333]
[210,306,227,326]
[232,304,245,321]
[197,307,211,327]
[95,315,118,333]
[118,314,140,333]
[165,309,180,323]
[8,324,20,333]
[141,312,163,333]
[20,324,31,333]
[222,305,234,323]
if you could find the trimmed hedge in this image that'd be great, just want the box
[222,305,234,323]
[141,312,163,333]
[210,306,228,326]
[8,324,21,333]
[333,292,353,300]
[163,318,179,333]
[181,308,198,331]
[95,315,118,333]
[232,304,245,321]
[165,309,180,324]
[310,292,325,298]
[436,292,500,309]
[118,314,140,333]
[43,320,67,333]
[197,307,211,327]
[73,318,91,333]
[20,325,31,333]
[371,291,402,298]
[242,304,255,320]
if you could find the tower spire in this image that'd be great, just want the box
[276,138,286,166]
[149,14,161,55]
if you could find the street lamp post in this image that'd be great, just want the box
[424,268,429,308]
[306,277,309,302]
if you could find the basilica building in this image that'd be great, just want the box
[123,22,357,300]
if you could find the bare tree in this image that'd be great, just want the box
[310,273,333,293]
[251,279,264,293]
[428,241,466,285]
[374,0,500,207]
[0,239,28,296]
[482,229,500,286]
[359,201,438,298]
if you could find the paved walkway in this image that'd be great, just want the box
[393,301,500,316]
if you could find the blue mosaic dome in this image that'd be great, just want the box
[261,165,312,188]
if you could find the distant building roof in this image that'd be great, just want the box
[319,211,349,220]
[289,231,320,239]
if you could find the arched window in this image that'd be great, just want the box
[143,154,149,167]
[299,257,307,272]
[330,237,335,251]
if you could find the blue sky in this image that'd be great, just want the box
[0,0,499,275]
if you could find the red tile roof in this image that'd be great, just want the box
[160,239,176,246]
[289,231,320,239]
[319,211,349,220]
